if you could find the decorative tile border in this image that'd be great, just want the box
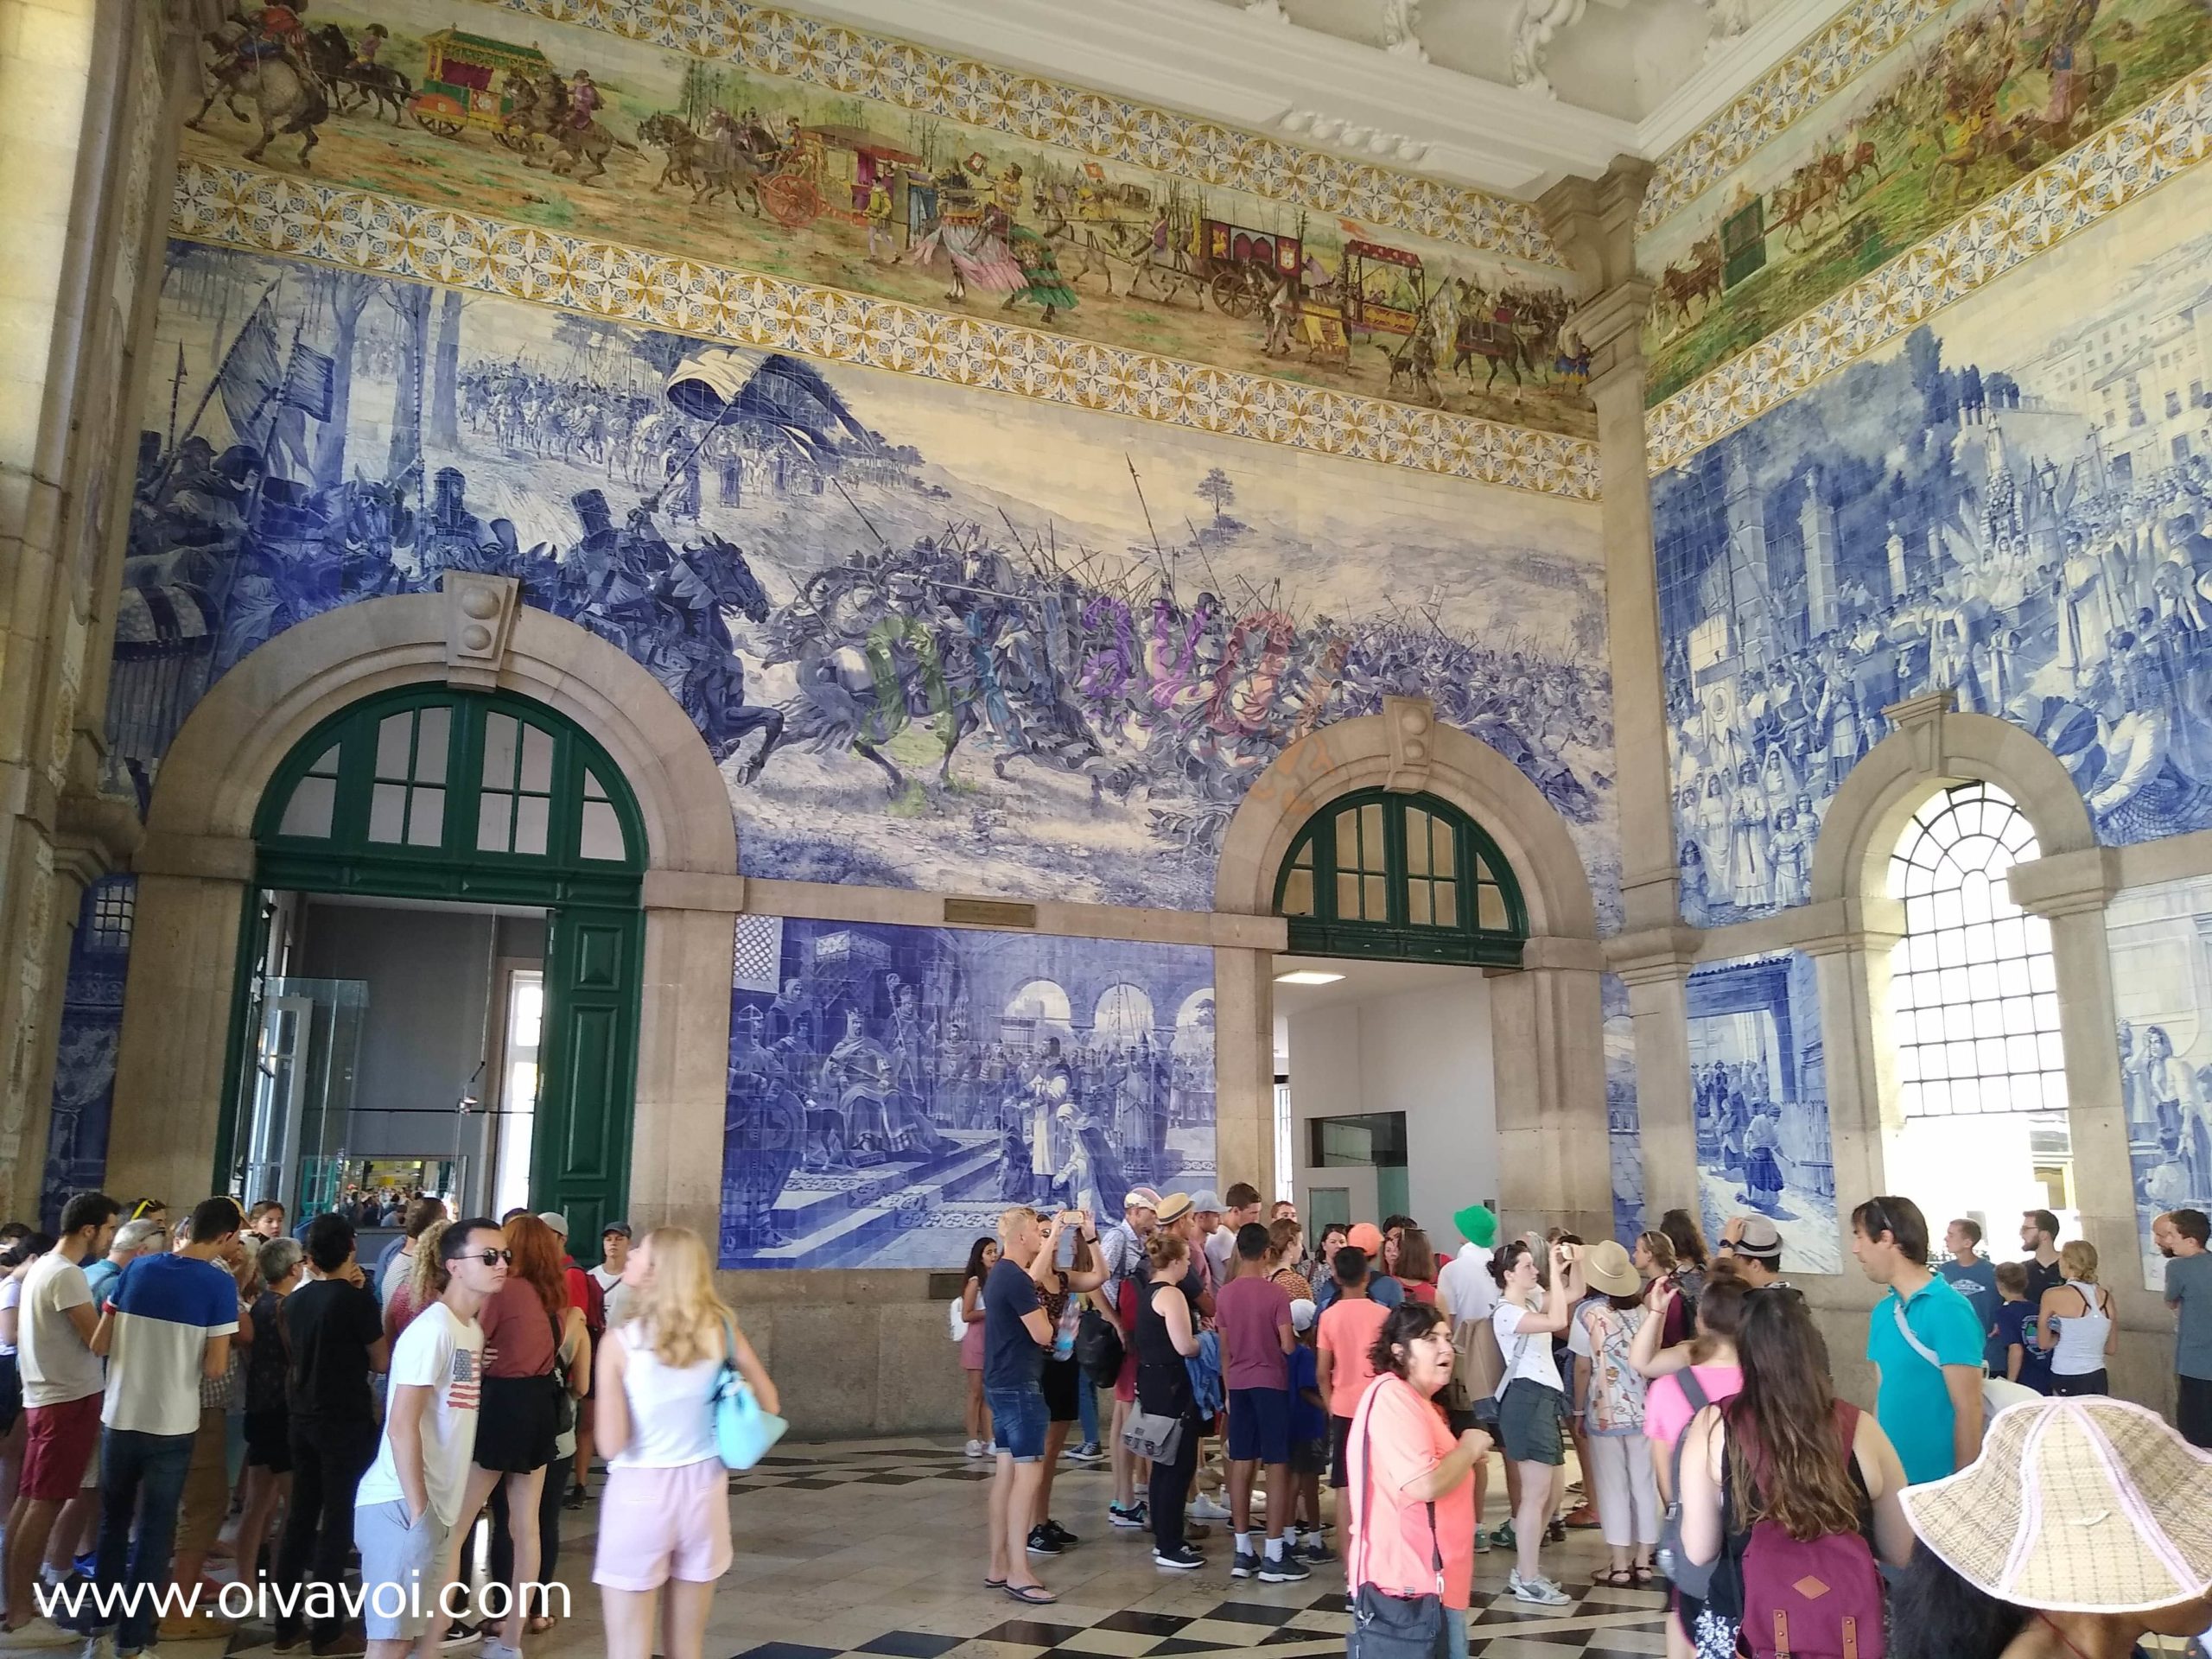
[169,160,1600,501]
[1640,0,1963,231]
[1643,64,2212,473]
[477,0,1566,271]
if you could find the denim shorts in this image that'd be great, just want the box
[988,1385,1049,1463]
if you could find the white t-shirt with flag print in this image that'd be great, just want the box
[355,1301,485,1529]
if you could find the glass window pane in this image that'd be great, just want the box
[1362,873,1386,919]
[1360,804,1383,868]
[1281,868,1313,916]
[307,742,340,779]
[415,706,451,783]
[581,800,625,862]
[374,714,412,780]
[278,775,335,839]
[516,793,550,856]
[478,791,512,854]
[521,724,554,793]
[1294,842,1313,871]
[584,767,609,802]
[405,786,444,848]
[482,714,518,790]
[1337,872,1359,917]
[1433,823,1455,878]
[1408,882,1432,926]
[1478,885,1506,931]
[1335,809,1358,861]
[1407,811,1430,876]
[1432,880,1456,926]
[368,782,406,842]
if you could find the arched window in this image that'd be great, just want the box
[1273,789,1526,965]
[1886,781,2074,1221]
[256,687,645,901]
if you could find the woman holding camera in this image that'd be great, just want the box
[1490,1237,1585,1606]
[1031,1210,1105,1555]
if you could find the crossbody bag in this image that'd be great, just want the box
[1346,1382,1450,1659]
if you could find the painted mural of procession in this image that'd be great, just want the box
[1687,950,1840,1274]
[719,917,1214,1269]
[2107,874,2212,1289]
[175,0,1595,437]
[120,242,1615,913]
[1637,0,2212,403]
[1656,172,2212,929]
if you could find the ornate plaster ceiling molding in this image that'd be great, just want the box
[775,0,1637,196]
[171,159,1601,502]
[1641,62,2212,473]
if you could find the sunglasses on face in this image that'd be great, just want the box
[466,1249,512,1267]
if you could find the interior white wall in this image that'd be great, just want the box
[1286,977,1497,1248]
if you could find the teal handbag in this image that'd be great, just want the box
[712,1317,786,1470]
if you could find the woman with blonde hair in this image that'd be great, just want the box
[595,1226,776,1659]
[385,1217,448,1344]
[2036,1238,2116,1397]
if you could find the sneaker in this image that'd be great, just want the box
[1184,1523,1211,1541]
[1473,1526,1491,1553]
[1191,1492,1230,1520]
[310,1627,369,1658]
[1259,1552,1312,1584]
[1067,1440,1104,1464]
[1153,1545,1205,1571]
[480,1643,524,1659]
[1043,1518,1080,1548]
[0,1618,79,1649]
[1301,1539,1336,1565]
[1026,1523,1064,1557]
[1108,1502,1147,1529]
[155,1613,234,1643]
[1545,1517,1567,1544]
[1508,1571,1571,1607]
[963,1439,986,1459]
[563,1484,587,1510]
[1231,1549,1259,1579]
[440,1619,479,1647]
[1493,1520,1516,1551]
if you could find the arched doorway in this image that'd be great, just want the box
[226,685,646,1242]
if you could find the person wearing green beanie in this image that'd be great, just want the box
[1452,1205,1498,1250]
[1437,1204,1503,1552]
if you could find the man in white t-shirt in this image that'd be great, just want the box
[589,1222,632,1330]
[1437,1204,1500,1334]
[355,1218,506,1659]
[4,1190,119,1647]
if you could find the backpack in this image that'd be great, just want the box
[1441,1312,1506,1414]
[1734,1400,1886,1659]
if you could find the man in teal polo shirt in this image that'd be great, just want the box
[1851,1194,1986,1484]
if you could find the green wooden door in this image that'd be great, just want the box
[533,904,643,1245]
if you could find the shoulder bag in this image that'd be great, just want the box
[546,1310,578,1440]
[1346,1383,1451,1659]
[1890,1299,2041,1415]
[1654,1369,1717,1597]
[712,1315,788,1470]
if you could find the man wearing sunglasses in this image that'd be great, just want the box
[355,1220,506,1659]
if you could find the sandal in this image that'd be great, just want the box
[1630,1565,1656,1589]
[983,1577,1007,1590]
[1003,1583,1059,1605]
[525,1615,557,1635]
[1593,1567,1637,1587]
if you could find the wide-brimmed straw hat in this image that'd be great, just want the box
[1581,1239,1640,1298]
[1898,1396,2212,1613]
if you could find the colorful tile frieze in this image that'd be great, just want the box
[168,160,1602,500]
[1643,61,2212,473]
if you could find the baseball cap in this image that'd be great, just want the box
[1452,1204,1497,1249]
[1124,1186,1161,1212]
[1289,1298,1318,1334]
[1346,1222,1384,1255]
[601,1220,632,1239]
[1189,1189,1224,1216]
[1732,1216,1783,1256]
[1155,1192,1193,1226]
[536,1211,569,1238]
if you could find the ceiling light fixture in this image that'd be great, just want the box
[1274,969,1346,985]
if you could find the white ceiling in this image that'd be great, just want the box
[799,0,1856,197]
[1270,955,1491,1061]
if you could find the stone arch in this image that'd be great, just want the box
[1213,702,1598,941]
[142,588,736,877]
[1808,698,2094,907]
[108,584,739,1216]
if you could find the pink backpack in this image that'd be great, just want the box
[1733,1401,1885,1659]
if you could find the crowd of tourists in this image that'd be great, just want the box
[964,1183,2212,1658]
[0,1190,775,1659]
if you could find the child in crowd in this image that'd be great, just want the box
[1285,1300,1331,1564]
[1991,1261,2050,1395]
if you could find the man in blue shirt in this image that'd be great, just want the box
[1937,1217,2001,1370]
[982,1207,1058,1605]
[1852,1195,1986,1484]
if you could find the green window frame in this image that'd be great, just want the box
[253,686,647,906]
[1272,789,1527,966]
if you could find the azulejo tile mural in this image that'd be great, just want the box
[2104,874,2212,1292]
[119,241,1617,916]
[1639,0,2212,410]
[1654,156,2212,928]
[720,915,1214,1269]
[178,0,1594,438]
[1604,972,1645,1243]
[1687,950,1839,1274]
[173,162,1598,501]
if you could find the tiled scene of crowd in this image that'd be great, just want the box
[0,1179,2202,1659]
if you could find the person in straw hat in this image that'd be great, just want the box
[1891,1395,2212,1659]
[1570,1239,1662,1588]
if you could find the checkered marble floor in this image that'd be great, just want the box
[191,1436,1673,1659]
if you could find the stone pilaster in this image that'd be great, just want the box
[1541,159,1677,936]
[1798,897,1907,1256]
[630,902,743,1239]
[1492,937,1609,1241]
[1211,946,1277,1199]
[1606,926,1703,1223]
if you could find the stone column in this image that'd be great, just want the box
[1212,946,1275,1199]
[1609,928,1702,1222]
[1541,158,1676,936]
[630,893,742,1240]
[1799,897,1906,1243]
[1491,938,1609,1240]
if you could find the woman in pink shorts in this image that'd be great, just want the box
[593,1226,779,1659]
